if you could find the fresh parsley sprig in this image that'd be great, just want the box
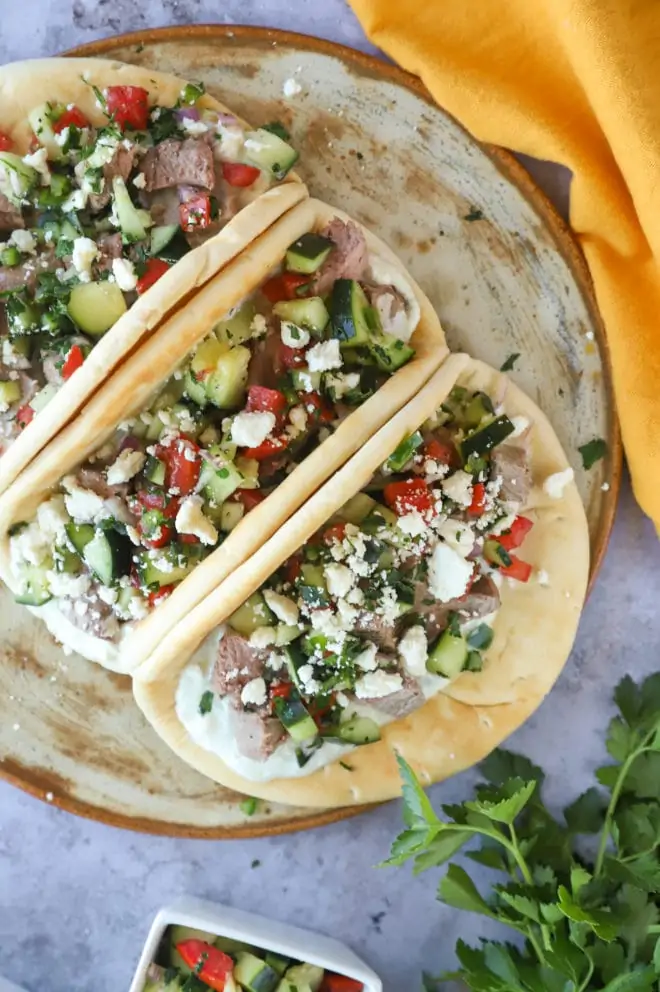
[386,674,660,991]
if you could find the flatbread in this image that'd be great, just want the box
[0,197,448,674]
[132,356,589,806]
[0,56,305,496]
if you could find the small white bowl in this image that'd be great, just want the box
[129,896,383,992]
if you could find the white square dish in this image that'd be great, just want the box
[129,896,383,992]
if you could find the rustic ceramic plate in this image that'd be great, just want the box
[0,26,620,837]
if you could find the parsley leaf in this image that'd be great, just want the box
[579,437,608,470]
[261,121,291,142]
[499,352,520,372]
[198,690,213,715]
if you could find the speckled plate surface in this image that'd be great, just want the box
[0,26,620,837]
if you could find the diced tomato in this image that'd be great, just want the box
[383,477,435,517]
[141,523,173,550]
[323,522,347,545]
[284,553,302,584]
[424,437,456,466]
[148,584,175,608]
[134,491,166,511]
[61,344,84,380]
[179,192,211,233]
[136,258,170,295]
[246,385,288,417]
[499,555,533,583]
[233,488,266,512]
[243,435,289,461]
[261,272,310,304]
[320,975,364,992]
[496,515,534,552]
[0,131,13,152]
[175,940,233,992]
[53,106,90,133]
[278,341,307,369]
[155,436,201,495]
[304,391,335,424]
[222,161,261,187]
[179,533,200,545]
[105,85,150,131]
[467,481,486,517]
[270,682,293,701]
[16,404,34,429]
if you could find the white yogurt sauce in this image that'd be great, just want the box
[30,601,133,672]
[368,255,421,342]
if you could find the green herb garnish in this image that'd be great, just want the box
[198,690,214,716]
[579,437,608,470]
[240,796,259,816]
[499,353,520,372]
[464,208,484,222]
[261,121,291,142]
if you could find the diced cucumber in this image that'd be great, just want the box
[244,127,299,180]
[153,228,190,264]
[283,964,324,992]
[337,715,381,745]
[215,301,259,346]
[83,529,131,586]
[53,543,81,575]
[282,642,305,689]
[66,522,95,556]
[144,456,166,486]
[273,297,329,334]
[143,964,181,992]
[235,456,259,489]
[215,935,259,956]
[285,233,333,275]
[220,500,245,532]
[205,346,251,409]
[369,333,415,372]
[68,281,128,337]
[385,431,424,472]
[14,564,52,606]
[0,380,21,407]
[427,630,468,677]
[466,623,494,651]
[183,371,208,408]
[361,503,399,535]
[135,545,202,589]
[191,336,229,376]
[459,416,515,461]
[339,492,377,525]
[28,103,63,160]
[484,539,512,569]
[199,453,244,505]
[290,366,321,392]
[330,279,372,348]
[274,695,318,743]
[235,951,280,992]
[0,246,21,267]
[0,152,38,205]
[6,297,40,336]
[275,624,300,646]
[463,391,495,429]
[29,382,59,414]
[112,176,149,243]
[149,223,179,256]
[167,924,218,974]
[264,952,291,978]
[298,563,330,608]
[227,592,275,636]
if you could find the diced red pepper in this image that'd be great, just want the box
[175,940,233,992]
[148,584,175,608]
[499,555,533,583]
[105,85,150,131]
[0,131,14,152]
[16,404,34,429]
[496,515,534,552]
[61,344,84,380]
[221,161,261,187]
[246,385,288,417]
[155,436,201,495]
[320,975,364,992]
[243,435,289,461]
[383,477,435,517]
[136,258,170,295]
[323,522,347,545]
[53,106,90,133]
[261,272,310,304]
[284,553,302,584]
[233,488,266,512]
[424,437,457,466]
[467,481,486,517]
[179,192,211,233]
[278,341,307,369]
[270,682,293,701]
[304,391,335,423]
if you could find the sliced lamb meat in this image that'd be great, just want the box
[247,326,283,390]
[231,702,286,761]
[353,611,398,654]
[139,138,215,193]
[364,283,408,337]
[0,262,32,294]
[144,187,181,227]
[88,145,137,213]
[76,465,129,502]
[0,193,25,231]
[490,444,532,507]
[57,594,120,641]
[412,573,501,640]
[212,631,266,695]
[352,674,423,719]
[94,233,123,275]
[310,219,368,297]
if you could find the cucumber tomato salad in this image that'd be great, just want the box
[8,216,418,660]
[177,383,541,781]
[145,924,364,992]
[0,80,298,453]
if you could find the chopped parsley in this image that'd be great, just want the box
[251,858,261,869]
[464,207,484,222]
[180,81,205,105]
[240,796,259,816]
[578,437,607,470]
[499,352,520,372]
[339,760,354,772]
[261,120,291,142]
[198,691,214,716]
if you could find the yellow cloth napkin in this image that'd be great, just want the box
[349,0,660,526]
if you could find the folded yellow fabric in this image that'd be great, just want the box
[349,0,660,527]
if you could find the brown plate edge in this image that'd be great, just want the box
[0,24,617,839]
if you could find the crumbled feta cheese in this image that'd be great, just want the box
[181,118,210,136]
[175,496,218,546]
[346,586,365,606]
[10,525,50,567]
[266,651,285,671]
[543,467,574,499]
[249,626,277,649]
[62,477,105,522]
[37,496,69,540]
[325,372,360,398]
[248,312,268,336]
[510,416,530,438]
[488,512,517,536]
[71,237,99,283]
[98,585,119,605]
[241,677,267,707]
[397,511,428,537]
[216,124,245,161]
[434,519,475,557]
[355,670,403,699]
[441,470,474,508]
[428,541,474,602]
[280,321,310,349]
[263,589,299,625]
[537,569,550,586]
[231,411,276,448]
[324,563,354,598]
[354,642,379,671]
[306,339,342,373]
[106,448,146,485]
[297,664,320,694]
[128,596,149,620]
[126,525,141,546]
[282,77,303,98]
[111,257,138,292]
[62,188,88,213]
[23,147,50,184]
[2,339,30,369]
[288,405,308,433]
[601,482,610,492]
[45,570,91,598]
[398,625,428,678]
[133,172,147,190]
[10,229,37,255]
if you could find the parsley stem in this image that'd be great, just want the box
[577,956,594,992]
[508,823,549,965]
[594,742,654,877]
